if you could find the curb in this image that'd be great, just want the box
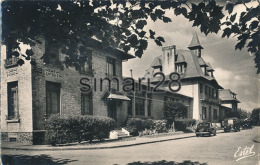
[1,131,224,151]
[1,135,196,151]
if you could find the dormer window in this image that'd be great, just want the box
[206,63,215,77]
[175,54,186,74]
[176,64,185,74]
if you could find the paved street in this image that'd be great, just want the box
[1,127,260,165]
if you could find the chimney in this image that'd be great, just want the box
[162,45,176,76]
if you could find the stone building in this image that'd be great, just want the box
[1,39,134,144]
[143,33,240,123]
[1,33,240,144]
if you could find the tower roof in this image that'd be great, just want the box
[188,32,203,49]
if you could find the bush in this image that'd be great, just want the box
[126,118,167,135]
[45,115,116,146]
[126,118,146,135]
[174,119,197,131]
[154,120,168,133]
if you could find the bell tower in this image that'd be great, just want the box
[188,32,203,57]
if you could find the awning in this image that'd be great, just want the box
[103,90,130,101]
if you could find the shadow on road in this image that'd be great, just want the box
[1,154,78,165]
[116,160,208,165]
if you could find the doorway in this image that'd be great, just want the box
[107,100,117,123]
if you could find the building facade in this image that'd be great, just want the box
[1,39,134,144]
[1,33,240,144]
[143,33,240,123]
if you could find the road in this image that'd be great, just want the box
[1,127,260,165]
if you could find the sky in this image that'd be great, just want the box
[122,4,260,112]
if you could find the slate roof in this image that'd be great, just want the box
[219,89,240,103]
[206,63,215,71]
[151,55,162,68]
[143,33,224,88]
[175,54,186,64]
[143,49,221,84]
[198,57,208,66]
[188,32,203,49]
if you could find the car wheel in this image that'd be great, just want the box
[208,132,211,137]
[196,134,199,137]
[214,131,216,136]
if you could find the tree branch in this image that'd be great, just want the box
[184,3,191,11]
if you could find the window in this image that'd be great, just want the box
[148,100,152,116]
[80,53,92,74]
[127,98,132,115]
[45,41,60,64]
[46,81,60,116]
[200,83,203,93]
[202,106,207,120]
[7,81,19,120]
[135,98,145,116]
[216,89,219,99]
[81,93,93,115]
[208,106,211,120]
[106,57,116,76]
[205,86,208,96]
[213,109,218,120]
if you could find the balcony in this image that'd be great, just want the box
[200,94,221,105]
[4,57,19,68]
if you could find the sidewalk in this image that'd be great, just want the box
[1,130,224,151]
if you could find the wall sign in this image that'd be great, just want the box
[6,68,18,77]
[44,68,62,77]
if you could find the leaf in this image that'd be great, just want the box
[148,2,155,10]
[30,60,37,66]
[162,16,171,23]
[26,49,34,56]
[235,38,247,50]
[154,39,162,46]
[230,13,237,22]
[128,34,138,47]
[139,39,148,50]
[156,36,165,42]
[139,31,146,38]
[226,3,234,14]
[123,45,130,53]
[136,20,147,29]
[135,48,143,58]
[149,29,155,39]
[12,51,20,57]
[155,9,165,18]
[250,21,259,29]
[150,13,157,22]
[180,7,187,17]
[174,8,181,16]
[222,28,232,38]
[17,59,25,66]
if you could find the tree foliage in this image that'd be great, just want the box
[2,0,260,73]
[163,102,188,121]
[250,108,260,125]
[226,108,250,120]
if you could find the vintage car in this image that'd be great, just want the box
[195,122,216,137]
[241,120,253,130]
[223,117,241,132]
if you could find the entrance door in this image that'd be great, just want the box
[107,100,117,122]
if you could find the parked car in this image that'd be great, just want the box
[195,122,216,137]
[241,120,253,129]
[223,117,241,132]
